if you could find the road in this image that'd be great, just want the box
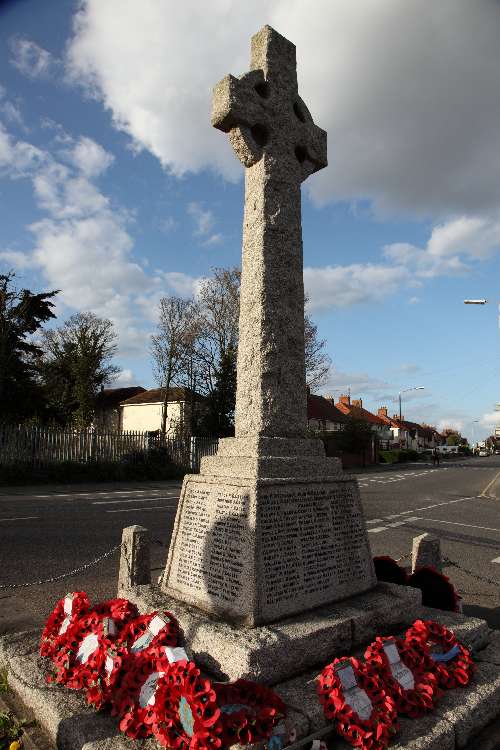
[1,457,500,634]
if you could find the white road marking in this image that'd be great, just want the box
[387,520,410,527]
[418,518,500,533]
[491,557,500,564]
[0,516,39,522]
[106,505,176,514]
[368,526,388,533]
[367,518,384,524]
[93,495,178,505]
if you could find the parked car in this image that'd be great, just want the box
[478,449,489,457]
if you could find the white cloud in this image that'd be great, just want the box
[399,364,421,375]
[66,1,500,218]
[0,122,159,356]
[0,250,33,270]
[160,271,204,298]
[304,263,409,311]
[437,418,465,433]
[384,214,500,278]
[63,135,115,178]
[480,412,499,429]
[114,368,139,387]
[158,216,177,233]
[202,232,223,247]
[0,123,46,177]
[187,202,215,236]
[9,37,54,79]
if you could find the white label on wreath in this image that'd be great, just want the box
[58,595,74,635]
[139,671,164,708]
[149,615,166,636]
[335,663,372,721]
[102,618,117,637]
[131,630,155,653]
[165,646,188,663]
[383,641,415,691]
[76,633,99,664]
[105,655,114,676]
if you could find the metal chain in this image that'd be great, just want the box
[0,543,122,590]
[395,552,412,563]
[443,556,500,588]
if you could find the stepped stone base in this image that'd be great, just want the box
[0,608,498,750]
[129,582,421,684]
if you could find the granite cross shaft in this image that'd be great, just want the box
[212,25,327,440]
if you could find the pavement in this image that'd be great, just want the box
[1,457,500,634]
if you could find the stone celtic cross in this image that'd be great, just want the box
[212,25,327,439]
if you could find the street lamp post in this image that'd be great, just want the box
[398,386,425,448]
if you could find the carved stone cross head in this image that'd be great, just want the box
[211,25,327,183]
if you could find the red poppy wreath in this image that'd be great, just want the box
[364,636,440,718]
[40,591,90,658]
[152,659,224,750]
[121,611,181,654]
[213,679,286,748]
[405,619,474,690]
[112,648,173,740]
[48,612,122,690]
[317,656,399,750]
[84,611,182,711]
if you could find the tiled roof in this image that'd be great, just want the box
[307,395,348,423]
[95,387,146,409]
[335,402,388,426]
[121,387,207,405]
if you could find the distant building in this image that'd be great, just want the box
[120,387,208,435]
[94,387,146,430]
[335,395,392,447]
[307,394,347,432]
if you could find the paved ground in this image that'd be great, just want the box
[1,456,500,634]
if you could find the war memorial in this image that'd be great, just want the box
[2,24,500,750]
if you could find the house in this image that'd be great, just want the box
[93,387,146,430]
[376,407,411,448]
[335,395,392,447]
[377,409,443,451]
[307,394,348,432]
[120,387,208,435]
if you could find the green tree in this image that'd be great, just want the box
[0,272,57,424]
[336,416,374,463]
[199,345,237,437]
[41,312,120,427]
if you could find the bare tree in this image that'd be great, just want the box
[196,266,240,395]
[304,296,332,391]
[151,297,201,435]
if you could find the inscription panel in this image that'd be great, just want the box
[258,482,375,615]
[167,482,251,617]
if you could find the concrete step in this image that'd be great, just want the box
[1,612,499,750]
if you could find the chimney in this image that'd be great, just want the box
[338,394,350,406]
[378,406,388,418]
[352,399,362,408]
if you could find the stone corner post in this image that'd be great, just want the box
[117,525,151,595]
[412,532,442,573]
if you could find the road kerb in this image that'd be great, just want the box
[480,470,500,499]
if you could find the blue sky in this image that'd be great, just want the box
[1,0,499,442]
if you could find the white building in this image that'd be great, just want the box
[120,387,207,435]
